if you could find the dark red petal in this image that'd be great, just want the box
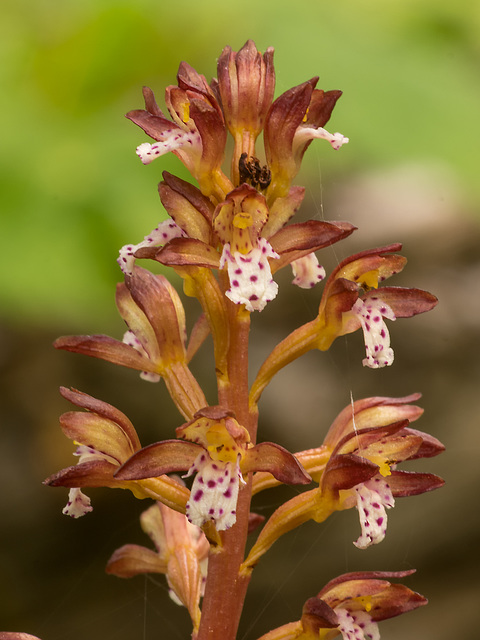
[301,597,338,633]
[388,470,445,497]
[322,453,378,491]
[243,442,311,485]
[114,440,202,480]
[155,238,220,268]
[44,459,118,488]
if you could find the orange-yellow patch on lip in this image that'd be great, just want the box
[368,455,391,477]
[233,211,253,229]
[181,102,190,124]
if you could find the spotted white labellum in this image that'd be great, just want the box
[352,296,396,368]
[335,607,380,640]
[62,487,93,518]
[184,452,245,531]
[122,330,161,382]
[294,126,349,151]
[220,238,280,312]
[117,220,186,276]
[353,474,395,549]
[136,128,202,165]
[291,253,326,289]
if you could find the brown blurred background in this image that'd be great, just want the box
[1,1,479,638]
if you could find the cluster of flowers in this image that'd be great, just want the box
[8,41,444,640]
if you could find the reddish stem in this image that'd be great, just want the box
[196,297,256,640]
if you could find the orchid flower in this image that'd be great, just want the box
[44,387,190,518]
[243,394,444,568]
[106,501,209,633]
[115,405,311,532]
[256,570,427,640]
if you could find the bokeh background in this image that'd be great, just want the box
[1,0,479,638]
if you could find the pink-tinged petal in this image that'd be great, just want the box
[126,267,187,364]
[269,220,356,272]
[318,569,416,599]
[106,543,167,577]
[402,427,445,459]
[117,220,186,276]
[242,442,311,485]
[54,334,156,374]
[62,487,92,518]
[328,243,405,289]
[185,452,245,530]
[59,410,139,465]
[59,387,141,450]
[388,470,445,497]
[317,571,428,623]
[363,286,438,318]
[335,608,379,640]
[333,420,410,457]
[291,253,326,289]
[116,283,161,364]
[323,394,423,449]
[353,475,394,549]
[351,297,396,368]
[220,238,279,312]
[216,40,276,139]
[155,237,221,269]
[114,440,203,481]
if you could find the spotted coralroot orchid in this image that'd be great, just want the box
[115,405,311,533]
[106,501,209,633]
[249,244,437,408]
[45,40,443,640]
[44,387,190,517]
[243,394,444,568]
[256,571,426,640]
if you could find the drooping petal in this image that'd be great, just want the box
[354,475,394,549]
[106,543,167,577]
[62,487,93,518]
[185,452,245,531]
[291,253,326,289]
[220,238,279,312]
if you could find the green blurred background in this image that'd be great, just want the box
[1,0,479,638]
